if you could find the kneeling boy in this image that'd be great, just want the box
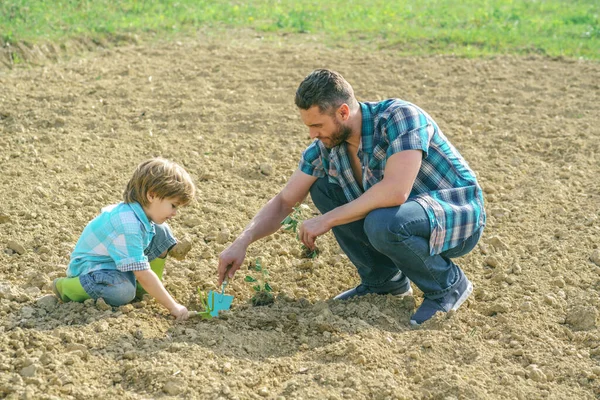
[52,158,195,320]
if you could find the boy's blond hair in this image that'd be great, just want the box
[123,158,195,207]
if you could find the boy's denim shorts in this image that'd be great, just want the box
[79,223,176,306]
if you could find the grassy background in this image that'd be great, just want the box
[1,0,598,59]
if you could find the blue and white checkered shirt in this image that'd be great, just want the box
[299,99,486,255]
[66,202,155,277]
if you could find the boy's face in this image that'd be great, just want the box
[144,194,181,224]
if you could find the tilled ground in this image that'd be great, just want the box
[1,31,600,399]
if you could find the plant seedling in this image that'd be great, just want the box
[301,245,319,259]
[281,205,304,233]
[194,289,215,320]
[281,204,320,259]
[245,258,274,306]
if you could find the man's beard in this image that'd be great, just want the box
[323,119,352,149]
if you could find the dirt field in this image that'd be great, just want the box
[1,31,600,400]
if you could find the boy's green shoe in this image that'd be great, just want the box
[135,257,166,298]
[52,277,91,303]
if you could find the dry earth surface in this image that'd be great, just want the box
[1,31,600,400]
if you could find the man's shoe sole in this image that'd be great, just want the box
[451,281,473,311]
[410,281,473,326]
[334,284,413,301]
[395,287,414,297]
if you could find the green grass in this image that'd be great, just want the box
[1,0,598,59]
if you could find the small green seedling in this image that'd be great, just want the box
[195,289,215,320]
[245,259,274,306]
[281,205,305,233]
[281,204,320,259]
[301,245,320,259]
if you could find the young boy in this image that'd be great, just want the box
[52,158,196,320]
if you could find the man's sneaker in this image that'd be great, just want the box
[334,274,413,300]
[410,276,473,325]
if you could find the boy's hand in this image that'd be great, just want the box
[169,303,189,321]
[134,269,188,319]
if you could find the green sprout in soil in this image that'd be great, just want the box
[281,205,303,233]
[281,204,320,259]
[301,245,319,259]
[245,258,274,306]
[195,288,215,320]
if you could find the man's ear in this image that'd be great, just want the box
[338,103,350,121]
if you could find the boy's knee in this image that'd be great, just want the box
[153,223,174,239]
[146,223,177,261]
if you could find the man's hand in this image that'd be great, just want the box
[214,170,316,285]
[169,303,189,321]
[217,241,248,285]
[298,215,331,250]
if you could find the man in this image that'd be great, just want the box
[218,69,485,325]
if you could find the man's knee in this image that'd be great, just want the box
[364,209,394,249]
[364,204,429,249]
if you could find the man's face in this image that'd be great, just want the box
[299,105,351,149]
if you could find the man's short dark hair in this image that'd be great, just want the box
[295,69,355,114]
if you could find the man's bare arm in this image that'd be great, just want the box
[298,150,422,249]
[217,170,317,284]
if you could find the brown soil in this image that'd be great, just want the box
[1,31,600,400]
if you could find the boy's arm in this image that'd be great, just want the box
[106,211,188,320]
[134,269,188,320]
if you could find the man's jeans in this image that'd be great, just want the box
[310,177,482,300]
[79,223,177,306]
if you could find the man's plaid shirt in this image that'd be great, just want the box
[67,202,155,277]
[299,99,486,255]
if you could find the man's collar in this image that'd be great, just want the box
[359,102,374,154]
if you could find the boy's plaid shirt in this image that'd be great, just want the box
[299,99,486,255]
[67,202,155,277]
